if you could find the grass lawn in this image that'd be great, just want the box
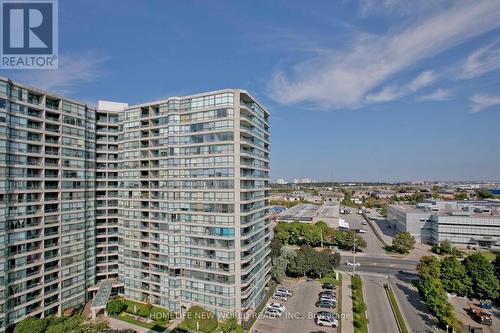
[385,285,409,333]
[351,275,368,333]
[474,249,499,261]
[115,313,166,332]
[118,297,174,324]
[320,272,340,286]
[337,273,343,332]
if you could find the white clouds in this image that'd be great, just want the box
[13,53,109,94]
[409,70,437,92]
[461,39,500,79]
[418,88,453,101]
[365,85,403,103]
[269,1,500,110]
[470,94,500,113]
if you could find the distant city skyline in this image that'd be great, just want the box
[2,1,500,181]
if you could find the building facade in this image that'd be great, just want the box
[0,77,97,329]
[0,77,271,330]
[388,200,500,248]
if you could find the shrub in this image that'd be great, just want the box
[14,317,48,333]
[107,299,126,315]
[183,306,218,333]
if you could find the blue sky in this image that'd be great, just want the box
[3,0,500,182]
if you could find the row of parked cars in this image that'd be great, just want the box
[264,283,339,328]
[264,287,293,317]
[314,283,338,327]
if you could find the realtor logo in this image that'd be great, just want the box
[1,0,58,68]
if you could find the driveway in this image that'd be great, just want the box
[252,279,337,333]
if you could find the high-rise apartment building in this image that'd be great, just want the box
[0,77,270,331]
[0,77,97,329]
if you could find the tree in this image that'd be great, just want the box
[463,253,500,300]
[46,316,85,333]
[302,224,322,247]
[107,299,126,315]
[392,232,415,254]
[220,316,237,333]
[440,256,471,295]
[380,204,388,218]
[270,237,283,259]
[286,246,339,279]
[417,256,441,279]
[454,191,468,200]
[440,240,453,255]
[334,230,366,251]
[418,275,458,329]
[476,188,493,199]
[14,317,48,333]
[271,247,295,283]
[493,254,500,280]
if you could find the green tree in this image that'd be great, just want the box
[302,224,322,247]
[440,240,453,255]
[46,316,85,333]
[463,253,500,300]
[454,191,468,200]
[476,188,493,199]
[271,247,295,283]
[107,299,126,315]
[440,256,471,295]
[392,232,416,254]
[14,317,48,333]
[380,204,388,218]
[418,275,458,329]
[417,256,441,279]
[493,254,500,280]
[286,246,339,279]
[220,316,237,333]
[334,230,366,251]
[270,237,283,259]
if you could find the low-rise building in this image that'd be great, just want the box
[388,200,500,248]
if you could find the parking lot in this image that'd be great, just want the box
[252,280,337,333]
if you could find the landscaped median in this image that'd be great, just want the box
[351,274,368,333]
[384,283,409,333]
[107,297,175,332]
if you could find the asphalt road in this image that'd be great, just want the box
[390,277,437,333]
[362,275,399,333]
[340,255,419,275]
[340,211,385,255]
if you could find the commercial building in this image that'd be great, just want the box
[388,200,500,248]
[276,202,340,228]
[0,77,271,330]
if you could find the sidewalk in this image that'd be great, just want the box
[341,272,354,333]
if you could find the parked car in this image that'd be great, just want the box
[320,294,337,302]
[358,229,367,234]
[319,290,336,297]
[267,302,285,312]
[276,287,293,297]
[272,293,288,302]
[322,283,335,290]
[362,221,367,225]
[314,312,338,327]
[317,299,336,309]
[265,308,282,318]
